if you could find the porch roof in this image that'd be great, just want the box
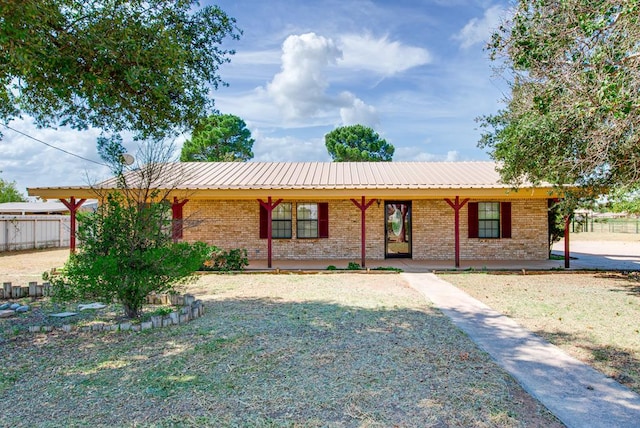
[28,161,560,200]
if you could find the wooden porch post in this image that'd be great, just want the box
[445,196,469,268]
[564,214,571,269]
[171,197,189,242]
[59,197,87,254]
[350,196,376,268]
[258,197,282,268]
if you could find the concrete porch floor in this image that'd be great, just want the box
[244,239,640,272]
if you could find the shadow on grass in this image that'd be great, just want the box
[0,297,562,427]
[533,329,639,392]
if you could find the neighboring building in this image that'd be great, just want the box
[28,162,561,266]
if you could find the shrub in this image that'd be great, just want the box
[201,246,249,272]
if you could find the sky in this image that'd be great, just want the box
[0,0,513,196]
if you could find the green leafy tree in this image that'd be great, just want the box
[0,172,26,203]
[325,125,394,162]
[0,0,240,140]
[180,114,254,162]
[52,138,209,318]
[608,186,640,215]
[478,1,640,199]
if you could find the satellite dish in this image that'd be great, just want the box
[120,153,135,165]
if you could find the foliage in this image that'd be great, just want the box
[548,200,565,257]
[347,262,362,270]
[607,186,640,215]
[180,114,254,162]
[0,0,240,140]
[201,246,249,272]
[478,0,640,202]
[325,125,394,162]
[0,172,25,203]
[51,192,210,318]
[50,137,209,318]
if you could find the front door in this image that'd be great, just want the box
[385,201,412,258]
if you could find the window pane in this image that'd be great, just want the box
[272,220,292,238]
[478,202,500,238]
[479,220,499,238]
[478,202,500,219]
[272,203,291,238]
[297,203,318,238]
[297,203,318,220]
[273,203,292,220]
[297,220,318,238]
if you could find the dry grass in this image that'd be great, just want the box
[0,273,562,427]
[441,272,640,394]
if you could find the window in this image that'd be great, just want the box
[468,202,512,239]
[271,203,292,238]
[478,202,500,238]
[297,203,318,238]
[260,202,329,239]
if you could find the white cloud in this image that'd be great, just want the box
[338,33,432,75]
[339,93,379,127]
[251,130,329,162]
[262,32,380,129]
[0,118,111,193]
[453,5,506,49]
[394,146,460,162]
[267,33,342,119]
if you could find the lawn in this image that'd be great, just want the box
[0,273,561,427]
[441,272,640,395]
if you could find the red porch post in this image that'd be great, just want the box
[564,214,571,269]
[350,196,376,268]
[59,197,87,254]
[445,196,469,268]
[171,197,189,242]
[258,197,282,268]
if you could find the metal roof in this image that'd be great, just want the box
[0,201,69,214]
[28,162,558,200]
[101,161,513,189]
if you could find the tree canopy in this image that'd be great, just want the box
[0,172,25,203]
[180,114,254,162]
[325,125,394,162]
[478,0,640,198]
[0,0,240,140]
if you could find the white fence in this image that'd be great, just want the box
[0,215,71,251]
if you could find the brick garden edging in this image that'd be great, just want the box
[26,293,205,334]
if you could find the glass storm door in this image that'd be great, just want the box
[385,201,412,258]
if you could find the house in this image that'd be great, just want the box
[28,161,563,267]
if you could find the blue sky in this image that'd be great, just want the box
[1,0,511,195]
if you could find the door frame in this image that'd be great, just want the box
[384,200,412,258]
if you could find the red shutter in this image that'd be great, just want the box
[501,202,512,238]
[318,202,329,238]
[259,205,268,239]
[468,202,479,238]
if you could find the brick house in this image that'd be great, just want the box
[28,161,561,267]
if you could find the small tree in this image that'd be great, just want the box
[0,172,26,203]
[52,138,209,318]
[325,125,394,162]
[548,200,565,258]
[180,114,254,162]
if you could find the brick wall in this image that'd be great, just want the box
[182,198,549,262]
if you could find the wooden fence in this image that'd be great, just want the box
[0,215,71,251]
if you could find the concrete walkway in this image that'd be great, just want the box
[403,273,640,428]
